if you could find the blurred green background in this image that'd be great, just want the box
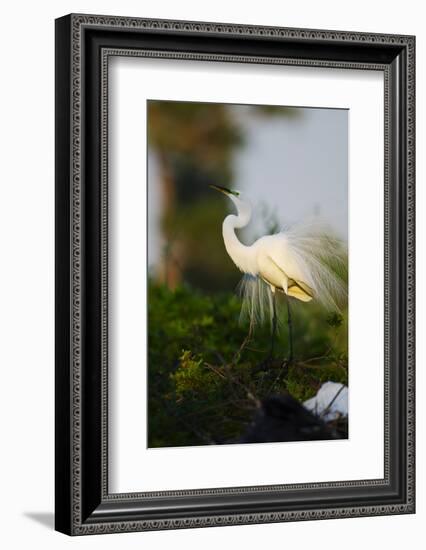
[147,100,348,448]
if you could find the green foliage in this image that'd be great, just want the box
[326,312,344,328]
[148,282,348,447]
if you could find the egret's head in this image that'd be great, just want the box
[209,184,251,223]
[209,184,241,198]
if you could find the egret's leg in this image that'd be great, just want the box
[286,296,294,363]
[269,290,277,360]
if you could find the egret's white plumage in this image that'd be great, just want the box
[211,185,347,329]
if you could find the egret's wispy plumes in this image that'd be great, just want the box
[281,220,348,312]
[237,274,274,327]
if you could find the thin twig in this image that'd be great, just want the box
[320,384,346,419]
[181,398,253,419]
[204,362,259,406]
[266,360,290,395]
[231,317,254,365]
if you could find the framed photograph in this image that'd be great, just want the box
[55,14,415,535]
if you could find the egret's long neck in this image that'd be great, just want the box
[222,198,257,275]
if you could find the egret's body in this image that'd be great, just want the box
[228,231,314,302]
[211,184,347,361]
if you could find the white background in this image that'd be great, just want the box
[0,0,423,548]
[110,59,384,492]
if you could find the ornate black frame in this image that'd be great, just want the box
[55,14,415,535]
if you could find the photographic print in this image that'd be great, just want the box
[147,100,349,448]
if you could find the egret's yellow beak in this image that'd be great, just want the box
[209,184,231,195]
[209,184,239,196]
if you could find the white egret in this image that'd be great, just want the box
[210,184,347,362]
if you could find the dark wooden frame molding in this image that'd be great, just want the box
[55,13,415,535]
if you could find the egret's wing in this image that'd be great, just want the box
[287,278,314,302]
[262,254,314,303]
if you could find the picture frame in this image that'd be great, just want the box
[55,13,415,535]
